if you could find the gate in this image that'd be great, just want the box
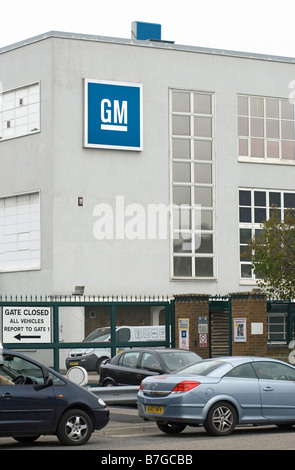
[0,295,175,372]
[209,297,231,357]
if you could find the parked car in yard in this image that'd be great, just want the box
[138,356,295,437]
[0,346,109,446]
[66,325,166,373]
[99,348,202,386]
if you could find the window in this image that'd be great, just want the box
[0,83,40,141]
[116,328,130,343]
[0,192,41,272]
[225,363,257,379]
[267,312,287,343]
[0,353,43,385]
[0,353,65,386]
[239,188,295,279]
[177,360,223,376]
[238,95,295,162]
[118,351,140,368]
[171,90,214,278]
[141,352,161,371]
[252,361,295,381]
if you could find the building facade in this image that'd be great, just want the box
[1,24,295,301]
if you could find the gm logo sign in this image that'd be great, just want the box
[84,79,143,151]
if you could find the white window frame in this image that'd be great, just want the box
[0,82,40,141]
[238,94,295,164]
[267,312,288,344]
[170,89,215,279]
[0,191,41,272]
[239,188,295,281]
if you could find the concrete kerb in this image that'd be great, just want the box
[99,422,158,436]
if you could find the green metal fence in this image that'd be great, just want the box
[0,295,175,372]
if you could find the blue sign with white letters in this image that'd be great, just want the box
[84,79,143,151]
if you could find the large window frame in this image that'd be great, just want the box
[239,188,295,281]
[238,94,295,163]
[0,82,40,141]
[0,191,41,272]
[267,312,288,344]
[170,89,215,279]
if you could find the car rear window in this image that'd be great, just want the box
[176,360,224,376]
[161,351,199,371]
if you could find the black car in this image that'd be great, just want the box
[0,347,109,446]
[99,348,202,386]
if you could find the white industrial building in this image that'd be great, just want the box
[1,22,295,299]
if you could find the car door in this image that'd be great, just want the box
[113,351,141,385]
[138,352,163,382]
[253,361,295,420]
[222,362,263,421]
[0,353,56,434]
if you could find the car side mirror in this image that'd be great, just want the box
[44,376,53,387]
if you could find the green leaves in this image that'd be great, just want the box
[246,209,295,300]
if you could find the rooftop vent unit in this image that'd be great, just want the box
[131,21,161,41]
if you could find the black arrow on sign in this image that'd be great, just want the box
[14,334,41,341]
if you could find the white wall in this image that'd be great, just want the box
[1,35,295,298]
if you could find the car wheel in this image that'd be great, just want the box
[104,380,115,387]
[204,401,237,436]
[156,421,186,434]
[13,435,40,443]
[57,409,93,446]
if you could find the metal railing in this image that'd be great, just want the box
[88,385,139,404]
[1,295,175,372]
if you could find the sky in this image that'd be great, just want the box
[0,0,295,58]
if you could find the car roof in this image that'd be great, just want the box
[203,356,290,366]
[118,348,198,354]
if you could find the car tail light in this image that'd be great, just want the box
[172,381,200,393]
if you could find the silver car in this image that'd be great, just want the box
[137,356,295,436]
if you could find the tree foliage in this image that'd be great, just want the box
[246,209,295,300]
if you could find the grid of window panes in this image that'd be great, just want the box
[171,90,214,278]
[0,192,40,272]
[239,188,295,279]
[0,83,40,141]
[267,312,287,343]
[238,95,295,161]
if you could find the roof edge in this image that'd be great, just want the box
[1,30,295,64]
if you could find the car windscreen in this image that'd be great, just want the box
[83,327,111,342]
[175,360,225,376]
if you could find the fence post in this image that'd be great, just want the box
[110,304,116,356]
[53,304,60,371]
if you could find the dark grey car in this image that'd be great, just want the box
[99,348,201,386]
[0,347,109,446]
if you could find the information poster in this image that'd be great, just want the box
[178,318,189,350]
[234,318,246,342]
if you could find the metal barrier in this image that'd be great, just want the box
[87,385,139,404]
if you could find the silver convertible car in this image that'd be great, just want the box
[137,356,295,436]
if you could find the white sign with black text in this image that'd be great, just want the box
[2,306,52,343]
